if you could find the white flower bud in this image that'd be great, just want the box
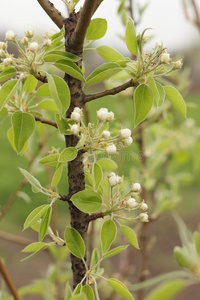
[108,172,123,186]
[160,51,171,64]
[119,128,131,139]
[3,57,13,66]
[0,42,6,50]
[74,107,82,114]
[139,202,148,211]
[123,136,133,146]
[173,59,183,69]
[102,130,110,139]
[21,37,29,46]
[97,108,108,121]
[25,30,34,38]
[29,42,39,53]
[139,212,149,222]
[127,197,138,209]
[131,182,141,193]
[5,30,16,41]
[71,111,81,122]
[106,144,117,155]
[106,111,114,121]
[70,124,80,134]
[46,39,52,47]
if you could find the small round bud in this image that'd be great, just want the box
[5,30,16,41]
[97,108,108,121]
[106,111,114,121]
[139,212,149,222]
[160,51,171,64]
[74,107,82,114]
[119,128,131,139]
[29,42,39,53]
[102,130,110,139]
[71,111,81,122]
[131,182,141,193]
[21,37,29,46]
[123,136,133,146]
[3,57,13,66]
[139,202,148,211]
[70,124,80,134]
[46,39,52,47]
[108,172,123,186]
[25,30,34,39]
[173,59,183,69]
[127,197,138,209]
[106,144,117,155]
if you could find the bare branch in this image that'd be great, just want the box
[35,72,48,83]
[84,79,138,103]
[37,0,65,29]
[34,115,58,128]
[87,211,105,222]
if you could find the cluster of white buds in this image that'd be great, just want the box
[108,172,123,187]
[69,107,82,135]
[119,128,133,146]
[106,144,117,155]
[3,56,14,67]
[160,50,171,64]
[126,197,138,209]
[97,108,114,122]
[139,212,149,222]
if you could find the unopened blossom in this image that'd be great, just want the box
[127,197,138,209]
[70,124,80,134]
[106,144,117,155]
[102,130,110,139]
[106,111,114,121]
[29,42,39,53]
[123,136,133,146]
[97,108,108,121]
[108,172,123,187]
[21,37,29,46]
[131,182,141,193]
[119,128,131,139]
[160,51,171,64]
[173,59,183,69]
[3,57,13,66]
[139,202,148,211]
[139,212,149,222]
[0,42,6,50]
[5,30,16,41]
[71,111,81,122]
[46,39,52,47]
[25,30,34,38]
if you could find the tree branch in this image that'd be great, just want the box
[84,79,138,103]
[34,115,58,128]
[70,0,98,50]
[37,0,65,29]
[92,0,104,16]
[35,72,48,83]
[87,211,105,222]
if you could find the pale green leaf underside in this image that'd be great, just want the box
[121,225,139,249]
[101,219,117,253]
[125,17,138,55]
[0,79,18,111]
[65,227,85,259]
[164,86,187,118]
[134,84,153,126]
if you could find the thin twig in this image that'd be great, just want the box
[37,0,65,29]
[0,256,21,300]
[34,115,58,128]
[84,79,138,103]
[87,211,105,222]
[0,230,34,246]
[35,72,48,83]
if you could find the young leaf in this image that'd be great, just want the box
[174,246,194,270]
[39,153,59,167]
[44,50,80,62]
[55,114,71,134]
[90,248,100,269]
[47,74,70,118]
[0,67,17,82]
[21,243,53,261]
[86,18,107,40]
[134,84,153,126]
[144,279,186,300]
[107,278,134,300]
[19,168,44,194]
[38,99,58,112]
[97,158,118,170]
[85,62,121,89]
[193,231,200,255]
[54,59,85,82]
[103,245,129,259]
[101,219,117,253]
[164,86,187,118]
[23,204,49,230]
[156,82,165,105]
[51,164,63,187]
[65,282,73,300]
[0,79,18,111]
[121,225,139,249]
[71,190,102,213]
[39,206,52,241]
[65,227,85,259]
[36,83,51,97]
[93,162,103,191]
[23,74,38,93]
[148,77,160,106]
[74,283,82,295]
[11,111,35,153]
[22,242,47,253]
[59,147,78,163]
[96,46,124,62]
[7,127,28,155]
[82,285,95,300]
[125,17,138,55]
[70,294,87,300]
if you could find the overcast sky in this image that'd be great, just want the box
[0,0,199,53]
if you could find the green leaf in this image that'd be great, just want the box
[7,127,28,155]
[22,242,47,253]
[47,74,70,118]
[51,164,63,187]
[93,162,103,191]
[0,67,17,82]
[144,279,186,300]
[65,227,85,259]
[125,17,138,55]
[59,147,78,163]
[11,111,35,153]
[70,294,87,300]
[71,190,102,213]
[90,248,100,269]
[97,158,118,170]
[174,247,194,270]
[194,231,200,255]
[65,283,72,300]
[23,205,49,230]
[148,77,159,106]
[85,62,121,88]
[21,243,52,261]
[54,60,85,82]
[103,245,129,259]
[86,18,107,40]
[39,154,59,167]
[82,285,95,300]
[23,74,38,93]
[96,46,124,62]
[38,99,58,112]
[134,84,153,126]
[0,79,18,111]
[156,82,165,105]
[55,114,71,134]
[101,219,117,253]
[19,168,44,194]
[44,50,80,62]
[107,278,134,300]
[121,225,139,249]
[39,206,52,241]
[36,83,51,97]
[164,86,187,117]
[74,283,82,295]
